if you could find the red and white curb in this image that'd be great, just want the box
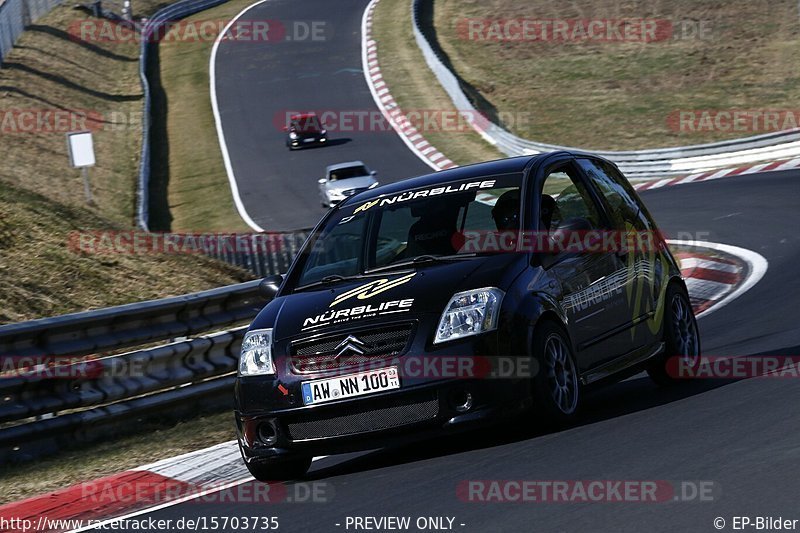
[361,0,456,172]
[633,157,800,192]
[667,240,768,319]
[676,252,743,315]
[0,441,254,533]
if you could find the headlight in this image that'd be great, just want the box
[239,328,275,376]
[434,288,504,344]
[289,132,298,139]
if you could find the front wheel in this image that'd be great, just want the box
[529,321,581,426]
[647,283,701,385]
[245,456,312,482]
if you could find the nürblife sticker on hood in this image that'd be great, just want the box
[302,273,416,331]
[330,272,415,306]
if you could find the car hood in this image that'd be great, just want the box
[253,253,526,341]
[325,176,376,192]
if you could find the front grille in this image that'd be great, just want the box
[290,323,413,373]
[285,392,438,440]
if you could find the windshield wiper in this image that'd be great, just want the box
[294,274,363,292]
[365,253,477,274]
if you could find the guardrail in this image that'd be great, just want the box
[410,0,800,178]
[0,280,264,463]
[137,0,230,231]
[198,231,311,277]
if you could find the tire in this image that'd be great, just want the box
[529,320,581,426]
[646,283,701,386]
[245,456,312,482]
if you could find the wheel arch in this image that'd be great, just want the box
[521,292,571,356]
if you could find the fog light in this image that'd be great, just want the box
[449,388,473,413]
[257,421,278,446]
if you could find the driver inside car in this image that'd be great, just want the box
[491,190,520,231]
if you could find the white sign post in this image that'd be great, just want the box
[66,131,96,204]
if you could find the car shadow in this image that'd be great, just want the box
[324,138,352,147]
[304,344,800,480]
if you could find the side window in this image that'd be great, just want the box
[540,166,603,231]
[461,187,518,231]
[577,159,648,231]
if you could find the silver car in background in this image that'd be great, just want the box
[318,161,378,207]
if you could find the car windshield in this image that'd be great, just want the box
[329,166,369,181]
[293,173,523,288]
[291,115,321,133]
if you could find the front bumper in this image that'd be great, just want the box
[235,326,532,461]
[289,135,327,148]
[235,376,529,463]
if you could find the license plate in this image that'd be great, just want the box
[303,138,315,143]
[301,367,400,405]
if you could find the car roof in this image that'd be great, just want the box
[346,151,621,204]
[290,113,318,120]
[351,155,534,202]
[326,161,368,172]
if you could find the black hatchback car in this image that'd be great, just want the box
[235,152,701,480]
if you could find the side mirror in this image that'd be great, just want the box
[370,170,377,176]
[258,274,283,300]
[318,178,327,184]
[282,125,289,132]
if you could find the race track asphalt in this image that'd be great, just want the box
[213,0,430,231]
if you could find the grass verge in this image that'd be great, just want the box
[372,0,504,166]
[0,412,237,505]
[0,3,253,323]
[430,0,800,150]
[0,2,253,501]
[0,182,251,322]
[150,0,255,232]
